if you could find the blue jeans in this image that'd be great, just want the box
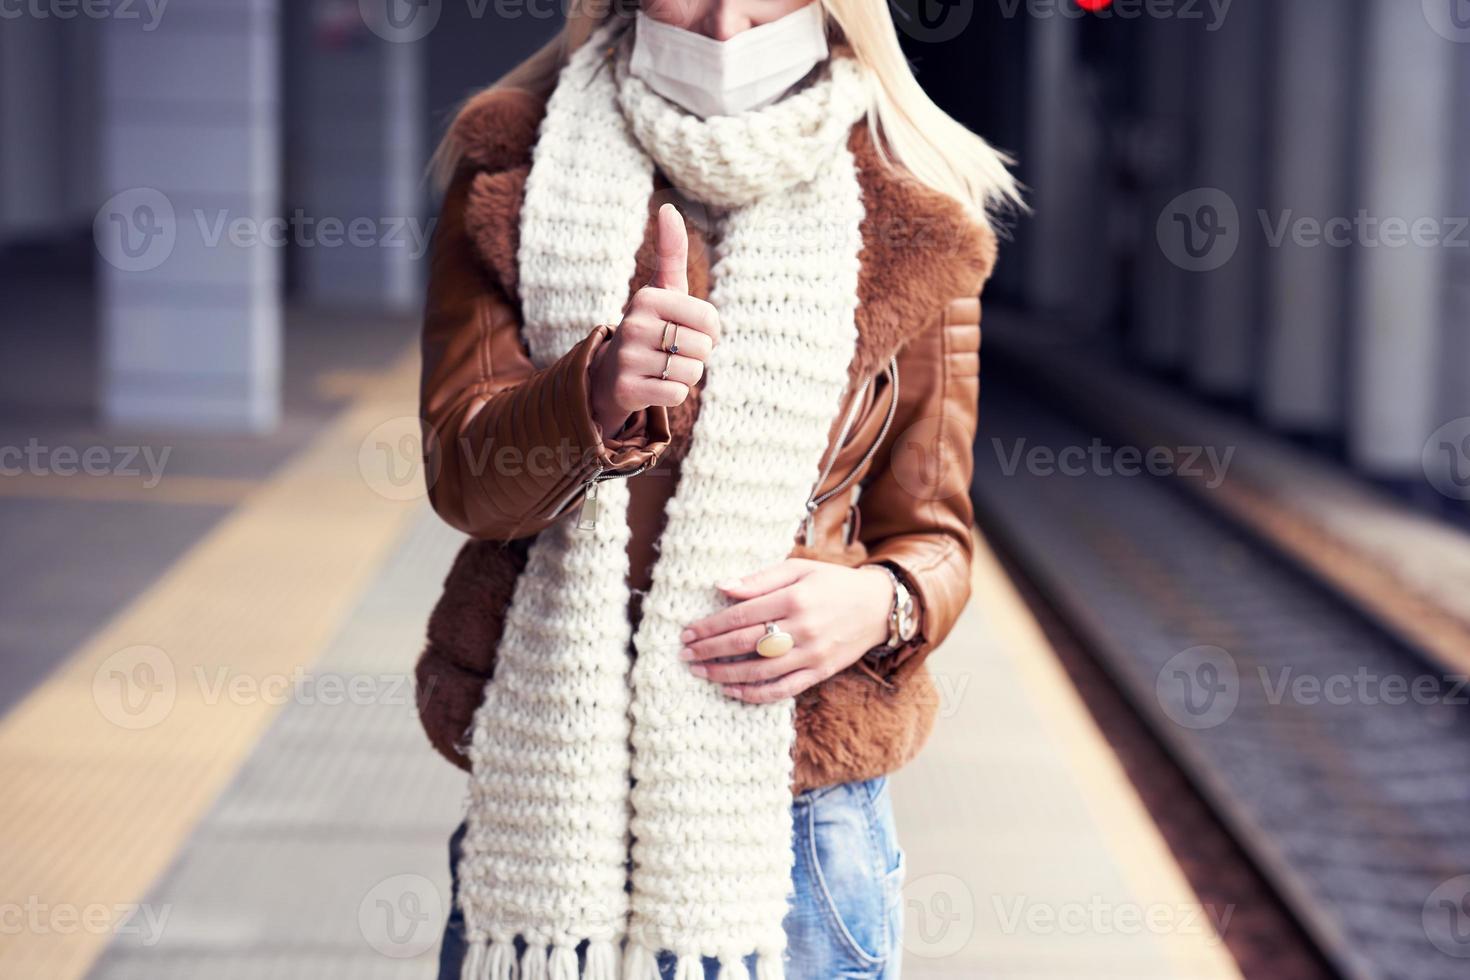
[437,775,905,979]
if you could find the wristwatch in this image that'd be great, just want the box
[871,563,919,651]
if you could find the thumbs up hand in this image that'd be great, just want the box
[588,204,721,437]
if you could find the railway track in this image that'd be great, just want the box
[971,353,1470,980]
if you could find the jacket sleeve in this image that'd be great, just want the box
[420,168,671,541]
[857,296,982,672]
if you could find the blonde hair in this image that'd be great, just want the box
[432,0,1022,227]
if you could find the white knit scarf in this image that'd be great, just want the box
[458,22,869,980]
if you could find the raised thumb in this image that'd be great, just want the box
[652,203,689,294]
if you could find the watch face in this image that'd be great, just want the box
[896,590,918,641]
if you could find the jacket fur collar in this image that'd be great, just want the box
[447,83,997,385]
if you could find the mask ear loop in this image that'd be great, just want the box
[583,16,635,91]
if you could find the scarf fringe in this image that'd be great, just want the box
[461,937,516,980]
[622,941,661,979]
[521,942,549,980]
[549,944,580,980]
[584,940,620,980]
[462,936,784,979]
[755,953,786,980]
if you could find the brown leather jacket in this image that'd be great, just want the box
[416,83,997,793]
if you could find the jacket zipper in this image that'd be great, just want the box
[798,355,900,546]
[544,456,660,529]
[544,464,604,524]
[547,355,899,537]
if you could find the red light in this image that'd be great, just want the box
[1076,0,1114,10]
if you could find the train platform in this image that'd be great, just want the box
[0,335,1239,979]
[986,314,1470,680]
[973,324,1470,980]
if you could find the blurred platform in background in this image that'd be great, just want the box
[0,313,1238,980]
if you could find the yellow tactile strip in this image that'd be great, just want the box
[0,351,426,980]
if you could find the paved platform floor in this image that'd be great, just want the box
[1,341,1240,980]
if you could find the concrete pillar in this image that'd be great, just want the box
[0,15,66,240]
[1024,12,1105,326]
[1350,2,1456,476]
[1131,16,1198,370]
[97,0,282,433]
[290,9,427,312]
[1259,0,1355,436]
[1189,2,1268,399]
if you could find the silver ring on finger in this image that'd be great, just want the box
[661,351,675,381]
[661,320,680,355]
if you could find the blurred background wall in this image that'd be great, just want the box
[2,0,1468,514]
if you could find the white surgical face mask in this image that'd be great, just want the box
[630,5,830,119]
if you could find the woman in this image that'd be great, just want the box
[416,0,1017,977]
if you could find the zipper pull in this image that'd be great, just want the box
[577,479,601,530]
[798,503,817,548]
